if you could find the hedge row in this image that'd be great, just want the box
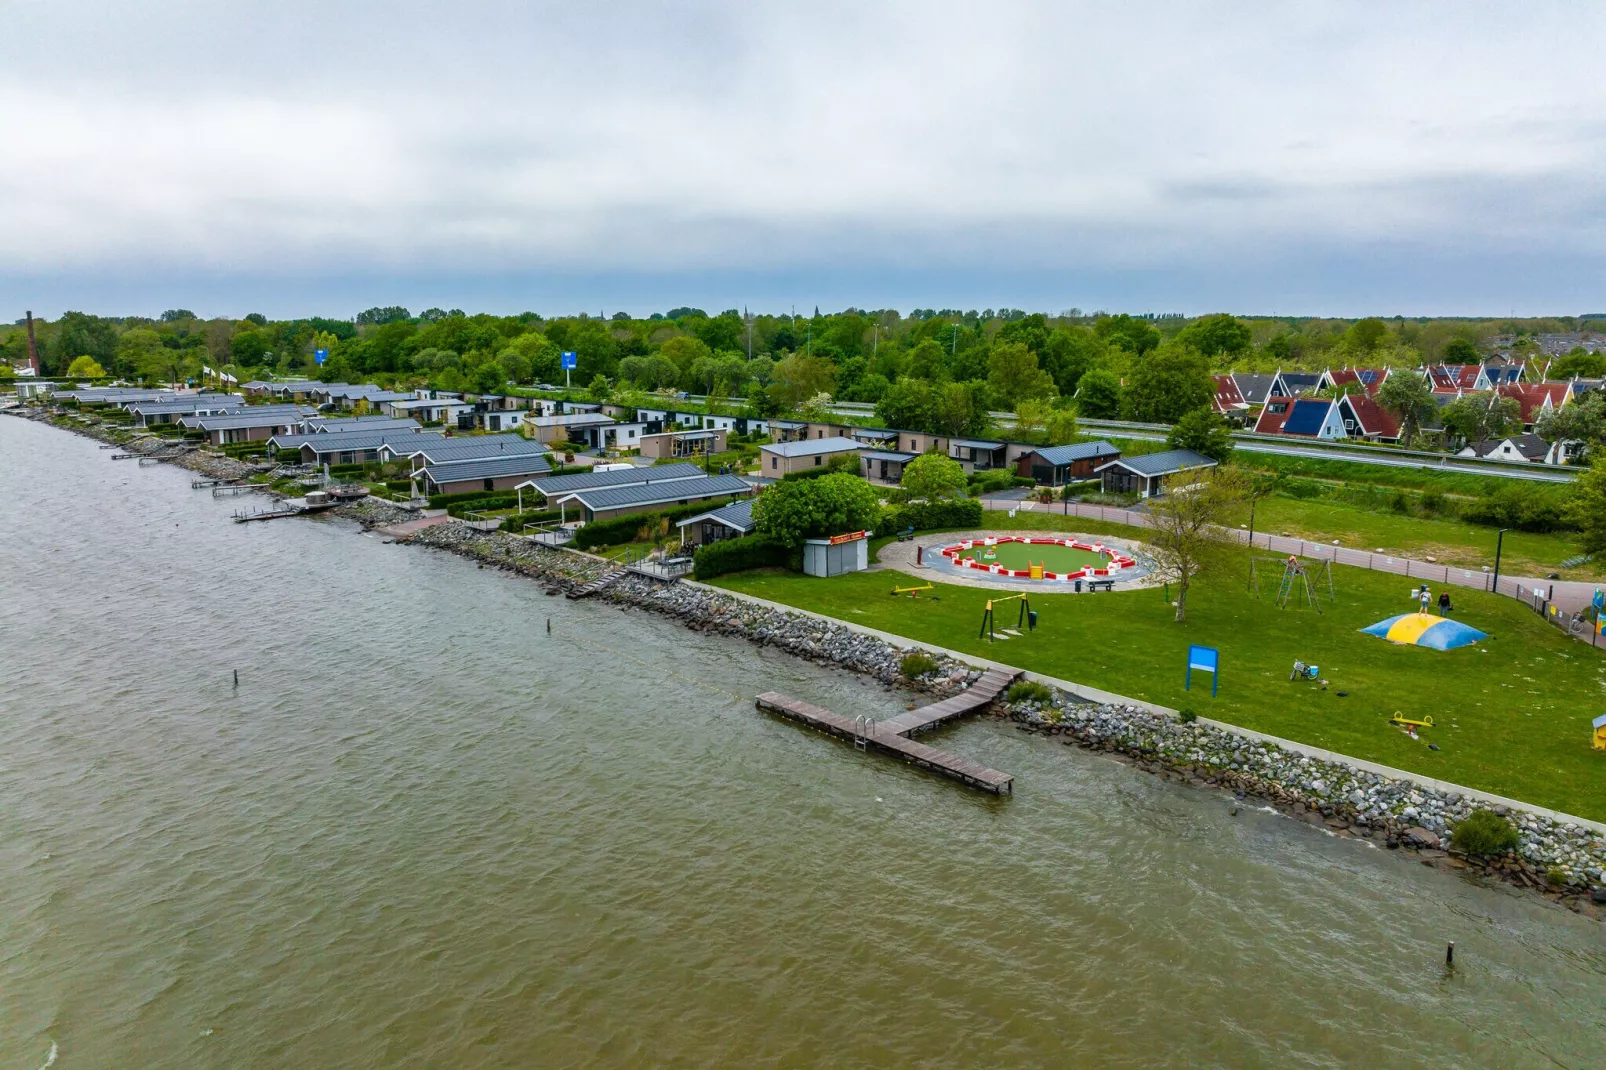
[692,534,791,579]
[873,498,983,536]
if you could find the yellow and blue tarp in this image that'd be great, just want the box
[1361,613,1487,650]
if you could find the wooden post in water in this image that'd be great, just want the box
[1446,942,1454,966]
[232,669,239,689]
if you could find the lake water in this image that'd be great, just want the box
[2,415,1603,1069]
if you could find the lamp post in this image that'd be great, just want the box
[1491,527,1508,591]
[1248,497,1257,548]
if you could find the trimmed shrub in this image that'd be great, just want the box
[1005,680,1053,705]
[692,534,790,578]
[899,652,940,679]
[502,509,560,532]
[1178,708,1198,723]
[1450,809,1519,857]
[874,498,983,536]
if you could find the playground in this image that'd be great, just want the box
[878,530,1160,592]
[714,526,1606,822]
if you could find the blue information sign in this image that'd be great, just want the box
[1185,645,1220,697]
[560,351,577,370]
[314,348,328,365]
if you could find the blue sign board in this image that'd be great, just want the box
[560,351,577,370]
[1185,645,1220,697]
[314,348,328,365]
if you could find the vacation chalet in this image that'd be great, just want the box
[1095,449,1218,499]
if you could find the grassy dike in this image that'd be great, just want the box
[712,522,1606,821]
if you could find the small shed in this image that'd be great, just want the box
[803,531,868,578]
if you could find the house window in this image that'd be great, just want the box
[814,456,822,466]
[771,456,778,469]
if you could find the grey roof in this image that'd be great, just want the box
[952,437,1006,450]
[384,397,472,410]
[1096,448,1218,477]
[857,449,918,463]
[1027,440,1122,466]
[271,427,437,452]
[675,497,756,532]
[530,412,614,427]
[421,453,554,484]
[1231,373,1277,405]
[263,380,324,393]
[760,436,861,458]
[400,435,549,463]
[187,412,304,431]
[558,474,753,511]
[769,418,807,428]
[303,417,421,433]
[850,427,900,440]
[1470,434,1548,461]
[645,428,721,439]
[127,394,247,413]
[522,462,707,495]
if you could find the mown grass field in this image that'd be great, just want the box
[714,523,1606,821]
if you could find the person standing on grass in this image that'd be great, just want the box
[1419,585,1432,614]
[1438,591,1452,617]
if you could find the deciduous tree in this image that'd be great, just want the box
[1075,368,1122,418]
[752,473,881,547]
[899,453,966,500]
[1166,408,1234,463]
[1375,371,1437,446]
[1122,343,1212,422]
[1145,467,1248,622]
[987,342,1055,407]
[1440,392,1522,448]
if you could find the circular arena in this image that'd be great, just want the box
[940,535,1137,582]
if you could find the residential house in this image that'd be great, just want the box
[638,428,727,460]
[418,452,554,496]
[1327,367,1388,396]
[890,429,950,456]
[381,397,476,424]
[390,434,548,472]
[1211,375,1246,415]
[1482,362,1527,386]
[1455,434,1550,464]
[516,462,707,503]
[188,411,306,445]
[1425,364,1489,394]
[1230,373,1277,408]
[526,412,616,445]
[269,426,437,466]
[1013,441,1122,486]
[675,498,756,549]
[1254,397,1347,439]
[859,449,919,484]
[1095,449,1219,499]
[1335,393,1400,443]
[758,436,861,476]
[1268,370,1324,397]
[552,473,754,524]
[1495,382,1572,431]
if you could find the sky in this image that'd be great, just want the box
[4,1,1604,321]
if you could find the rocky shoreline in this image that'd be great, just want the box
[394,517,1606,920]
[18,408,1606,921]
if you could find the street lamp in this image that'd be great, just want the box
[1491,527,1509,591]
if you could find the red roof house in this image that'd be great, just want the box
[1211,374,1246,414]
[1336,393,1401,442]
[1495,382,1572,428]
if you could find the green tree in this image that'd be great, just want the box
[1442,337,1479,364]
[475,360,507,394]
[1566,454,1606,553]
[1345,318,1389,354]
[659,335,712,373]
[1075,368,1122,418]
[1040,327,1105,395]
[768,353,836,411]
[1044,405,1079,445]
[875,378,936,432]
[1375,371,1437,447]
[66,354,106,378]
[1440,392,1522,448]
[1176,314,1251,358]
[1122,344,1212,422]
[988,342,1056,406]
[1013,398,1051,441]
[1145,467,1248,622]
[1551,347,1606,379]
[1537,393,1606,464]
[48,312,117,375]
[933,381,990,437]
[899,453,967,500]
[1166,407,1234,463]
[1094,314,1160,355]
[587,373,612,401]
[752,473,881,547]
[231,329,271,366]
[904,339,950,382]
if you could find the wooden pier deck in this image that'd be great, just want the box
[755,667,1021,794]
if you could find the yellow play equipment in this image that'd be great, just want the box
[979,592,1035,641]
[1029,561,1044,580]
[1389,713,1435,730]
[1593,714,1606,750]
[890,583,935,599]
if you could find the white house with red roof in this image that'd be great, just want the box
[1494,382,1573,431]
[1335,393,1401,443]
[1326,367,1390,396]
[1424,364,1489,394]
[1210,374,1247,415]
[1254,396,1347,440]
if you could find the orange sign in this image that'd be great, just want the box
[828,530,868,544]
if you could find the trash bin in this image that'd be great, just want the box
[1028,610,1038,631]
[1074,579,1083,593]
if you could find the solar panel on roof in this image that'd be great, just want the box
[1281,400,1330,436]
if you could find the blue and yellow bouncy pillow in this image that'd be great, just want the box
[1361,613,1487,650]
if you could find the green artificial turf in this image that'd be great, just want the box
[713,532,1606,820]
[950,538,1109,573]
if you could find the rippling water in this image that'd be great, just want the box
[2,416,1604,1069]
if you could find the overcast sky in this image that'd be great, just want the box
[4,1,1603,319]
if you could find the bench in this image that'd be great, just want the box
[895,526,916,541]
[1087,579,1115,592]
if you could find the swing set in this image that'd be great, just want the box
[979,593,1035,641]
[1247,555,1334,612]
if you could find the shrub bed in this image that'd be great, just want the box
[874,498,983,536]
[575,497,746,550]
[692,534,791,578]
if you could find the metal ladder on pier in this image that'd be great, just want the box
[852,716,877,751]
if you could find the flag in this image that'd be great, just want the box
[202,365,213,376]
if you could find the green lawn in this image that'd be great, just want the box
[712,530,1606,820]
[953,539,1109,573]
[1248,497,1594,581]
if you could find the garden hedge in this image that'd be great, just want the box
[573,496,746,550]
[874,498,982,536]
[692,534,791,579]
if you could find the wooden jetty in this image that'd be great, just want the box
[756,667,1021,794]
[109,452,135,460]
